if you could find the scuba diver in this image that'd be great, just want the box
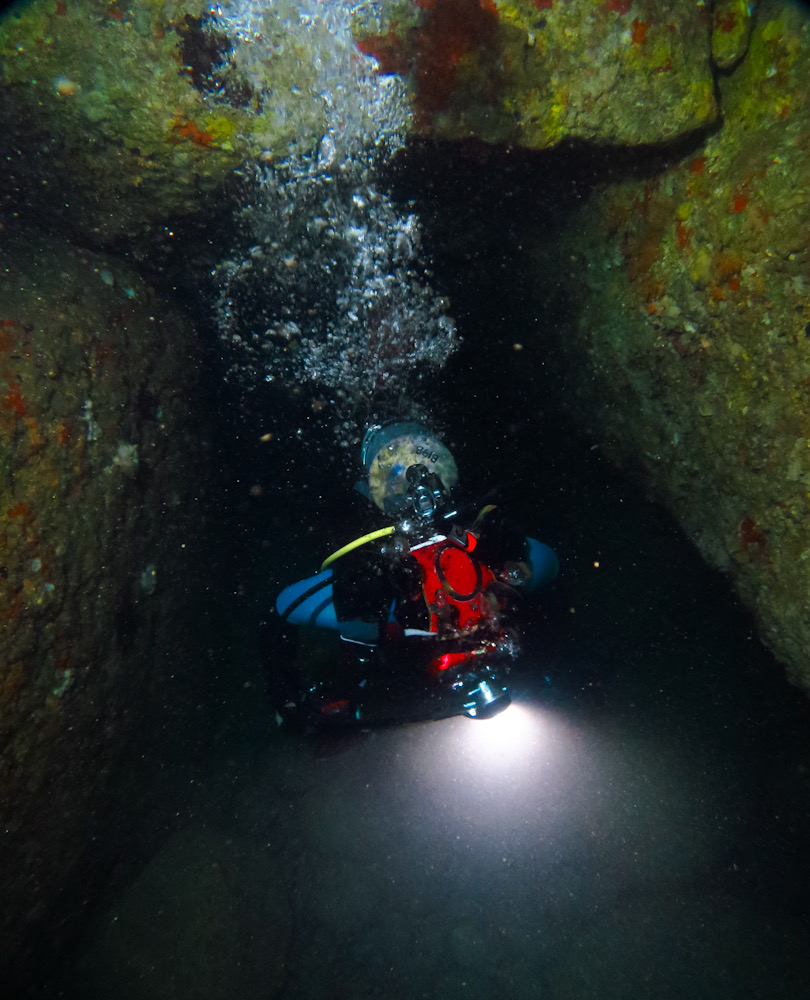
[265,421,559,727]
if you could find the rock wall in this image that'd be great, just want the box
[525,0,810,692]
[0,230,212,986]
[0,0,339,245]
[356,0,723,145]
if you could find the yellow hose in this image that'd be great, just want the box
[321,525,396,570]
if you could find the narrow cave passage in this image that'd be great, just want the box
[4,3,810,997]
[63,141,810,1000]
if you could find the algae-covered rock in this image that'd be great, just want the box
[0,0,334,243]
[0,0,723,244]
[0,227,211,984]
[711,0,757,70]
[355,0,719,148]
[531,0,810,693]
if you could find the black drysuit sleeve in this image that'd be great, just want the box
[472,507,528,568]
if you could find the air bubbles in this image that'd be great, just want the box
[212,0,457,424]
[318,133,336,168]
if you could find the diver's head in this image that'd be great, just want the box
[360,421,458,517]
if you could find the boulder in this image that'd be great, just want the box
[0,0,728,248]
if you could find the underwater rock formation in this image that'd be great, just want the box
[0,0,342,244]
[528,1,810,693]
[356,0,720,147]
[0,0,730,247]
[0,230,211,984]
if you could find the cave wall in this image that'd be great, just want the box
[0,230,214,986]
[355,0,723,145]
[525,1,810,692]
[0,0,335,984]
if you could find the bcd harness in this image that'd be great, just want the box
[407,530,496,635]
[407,529,501,678]
[320,521,500,672]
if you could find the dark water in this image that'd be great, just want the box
[45,142,810,998]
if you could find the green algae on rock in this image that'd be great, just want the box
[0,0,725,246]
[711,0,757,70]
